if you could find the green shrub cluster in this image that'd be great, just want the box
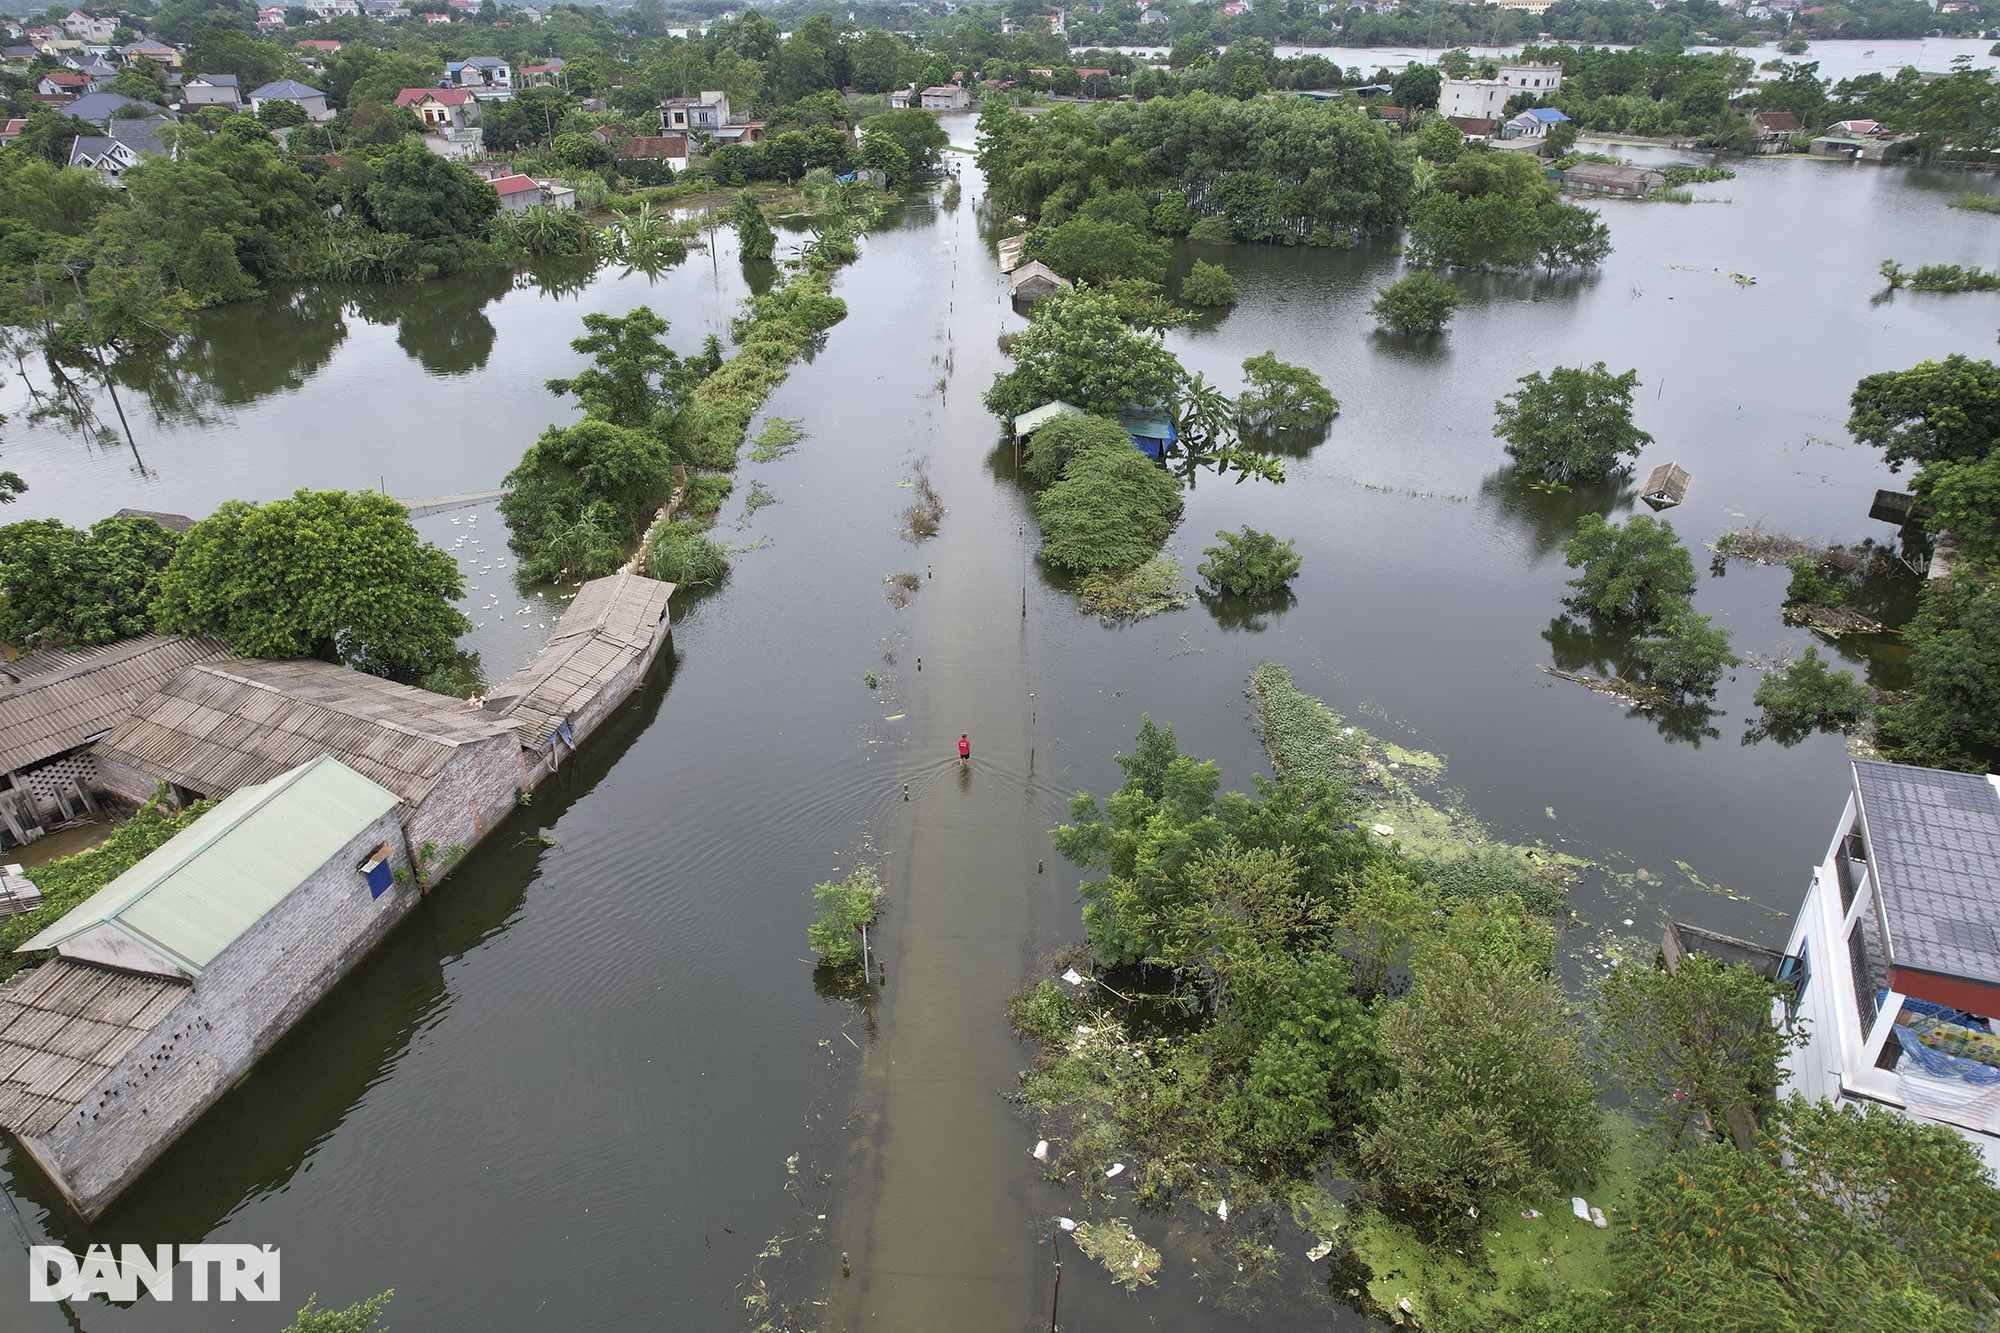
[644,519,729,587]
[1197,526,1301,597]
[1035,438,1183,574]
[1562,514,1738,698]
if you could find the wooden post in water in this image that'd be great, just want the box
[859,921,872,986]
[1049,1228,1062,1332]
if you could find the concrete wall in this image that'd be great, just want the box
[405,733,527,884]
[23,810,417,1219]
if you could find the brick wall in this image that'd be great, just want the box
[406,733,524,885]
[29,811,416,1219]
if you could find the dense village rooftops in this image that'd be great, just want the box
[0,635,230,775]
[20,755,400,978]
[94,657,521,809]
[1855,760,2000,1002]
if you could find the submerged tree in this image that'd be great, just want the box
[1561,513,1698,626]
[985,287,1182,423]
[544,306,687,432]
[732,191,777,261]
[1035,437,1183,574]
[1751,646,1871,741]
[1496,362,1651,483]
[1369,269,1465,335]
[1235,352,1337,430]
[1198,526,1301,597]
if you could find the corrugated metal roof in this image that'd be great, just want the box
[94,658,519,807]
[0,635,231,774]
[1013,401,1084,438]
[0,960,186,1136]
[1856,760,2000,989]
[487,573,673,749]
[19,755,399,975]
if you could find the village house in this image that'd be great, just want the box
[889,85,915,108]
[1445,114,1500,141]
[659,88,730,132]
[0,120,24,146]
[60,10,119,44]
[0,634,229,851]
[920,84,970,109]
[1008,259,1071,303]
[66,115,172,184]
[491,172,551,212]
[0,754,421,1219]
[116,39,178,69]
[1760,761,2000,1174]
[248,78,332,122]
[597,129,689,170]
[448,55,513,93]
[1501,105,1569,139]
[1559,160,1666,197]
[395,86,483,157]
[1751,109,1803,151]
[517,58,563,87]
[37,69,90,96]
[180,71,241,109]
[57,90,168,127]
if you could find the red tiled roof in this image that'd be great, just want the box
[491,173,540,196]
[619,134,687,158]
[1755,110,1803,131]
[0,119,24,139]
[42,70,87,86]
[295,38,341,50]
[395,86,474,106]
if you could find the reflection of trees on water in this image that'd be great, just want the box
[112,286,351,430]
[1480,466,1635,560]
[515,256,600,302]
[1543,612,1724,747]
[1199,585,1296,633]
[347,264,515,377]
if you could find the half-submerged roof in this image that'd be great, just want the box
[0,634,230,774]
[94,657,519,808]
[0,960,187,1136]
[1855,760,2000,992]
[1012,400,1085,437]
[19,755,400,977]
[487,572,673,748]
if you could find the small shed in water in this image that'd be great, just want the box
[1640,462,1690,509]
[0,754,415,1218]
[1118,413,1178,459]
[485,571,675,783]
[1012,400,1086,439]
[1009,260,1072,303]
[1559,162,1666,198]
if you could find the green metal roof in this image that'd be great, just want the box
[19,755,400,976]
[1012,400,1084,437]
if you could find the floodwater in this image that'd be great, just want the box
[2,118,1999,1330]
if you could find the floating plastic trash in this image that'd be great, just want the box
[1591,1207,1608,1230]
[1521,1209,1542,1220]
[1058,1217,1077,1232]
[1306,1240,1334,1263]
[1216,1199,1228,1221]
[1371,823,1396,837]
[1062,968,1086,986]
[1033,1140,1049,1161]
[1105,1163,1125,1178]
[1571,1197,1591,1222]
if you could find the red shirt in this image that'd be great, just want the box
[958,737,971,758]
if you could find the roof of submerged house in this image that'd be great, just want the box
[0,635,231,775]
[19,755,400,978]
[93,657,520,809]
[0,960,187,1136]
[1855,761,2000,993]
[485,572,674,749]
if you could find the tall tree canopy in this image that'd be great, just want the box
[985,287,1183,422]
[0,515,181,649]
[1495,362,1651,482]
[153,489,469,679]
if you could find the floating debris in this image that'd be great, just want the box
[1072,1219,1161,1290]
[1058,1216,1077,1233]
[1306,1239,1334,1263]
[1032,1140,1049,1162]
[1105,1162,1125,1179]
[1571,1197,1591,1222]
[1216,1199,1228,1221]
[1062,968,1086,986]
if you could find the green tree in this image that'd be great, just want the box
[985,287,1184,422]
[732,191,776,261]
[1597,953,1797,1149]
[1392,64,1442,110]
[281,1291,393,1333]
[1877,571,2000,769]
[850,30,908,94]
[1407,150,1610,271]
[1614,1099,2000,1330]
[1846,353,2000,474]
[1494,362,1651,483]
[1179,258,1237,307]
[1024,216,1168,285]
[1022,412,1130,486]
[1369,269,1465,334]
[1561,513,1697,625]
[153,490,469,679]
[807,866,884,968]
[1235,351,1337,429]
[0,516,181,649]
[544,306,685,431]
[1035,436,1183,574]
[499,419,676,583]
[1752,646,1871,740]
[363,143,499,242]
[256,98,308,129]
[1918,451,2000,566]
[864,108,948,174]
[551,131,613,171]
[1198,526,1301,596]
[1360,946,1603,1238]
[1632,605,1739,695]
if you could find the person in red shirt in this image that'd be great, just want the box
[958,734,971,768]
